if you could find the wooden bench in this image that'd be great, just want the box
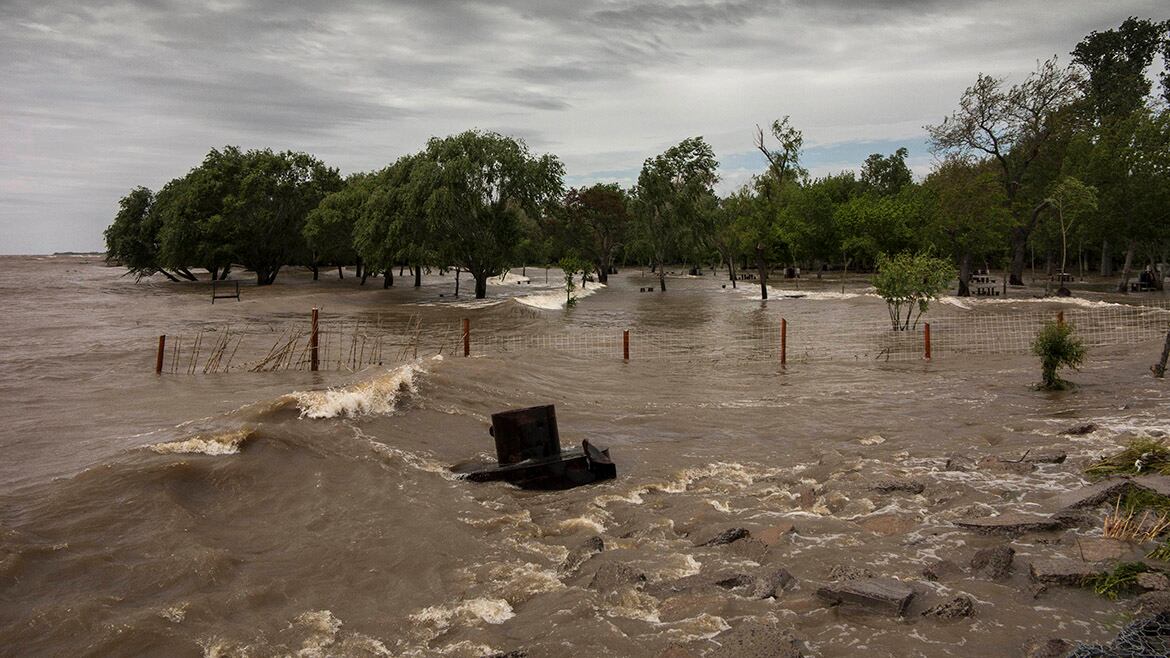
[212,280,240,303]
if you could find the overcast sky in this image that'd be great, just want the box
[1,0,1164,253]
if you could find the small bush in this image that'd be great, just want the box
[1082,562,1153,599]
[1031,320,1085,390]
[1085,438,1170,479]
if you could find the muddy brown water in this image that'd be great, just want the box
[2,255,1169,656]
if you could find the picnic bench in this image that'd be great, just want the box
[211,279,240,303]
[970,274,1000,296]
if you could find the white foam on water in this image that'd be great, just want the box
[294,610,342,658]
[650,613,731,641]
[151,428,252,456]
[290,360,427,419]
[515,283,604,310]
[743,285,864,301]
[409,598,515,627]
[603,588,663,623]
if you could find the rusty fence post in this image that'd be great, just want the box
[155,335,166,374]
[780,318,787,367]
[623,330,630,361]
[1056,310,1065,326]
[924,323,932,360]
[463,318,470,357]
[310,307,319,371]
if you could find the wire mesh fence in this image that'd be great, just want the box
[153,301,1170,374]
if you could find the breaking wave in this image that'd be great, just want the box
[151,428,253,456]
[290,359,434,419]
[515,284,603,310]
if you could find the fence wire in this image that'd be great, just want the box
[155,301,1170,374]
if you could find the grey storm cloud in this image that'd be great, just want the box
[0,0,1164,253]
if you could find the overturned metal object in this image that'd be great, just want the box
[451,405,616,490]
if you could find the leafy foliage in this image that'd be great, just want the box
[873,252,956,331]
[1031,320,1086,389]
[1085,438,1170,479]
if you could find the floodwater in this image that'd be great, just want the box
[2,255,1169,657]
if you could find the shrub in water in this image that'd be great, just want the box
[1031,320,1085,390]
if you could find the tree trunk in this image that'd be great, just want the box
[400,264,405,276]
[474,272,488,298]
[1117,242,1135,293]
[414,264,422,288]
[310,265,319,281]
[956,253,971,297]
[598,259,608,284]
[657,260,666,291]
[728,254,737,289]
[455,267,461,297]
[1100,239,1111,276]
[383,268,392,289]
[176,267,198,282]
[356,260,363,279]
[1009,226,1028,286]
[360,269,369,285]
[158,269,181,282]
[337,265,344,279]
[756,245,768,300]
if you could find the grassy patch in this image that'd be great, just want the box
[1148,539,1170,562]
[1085,438,1170,479]
[1083,562,1152,599]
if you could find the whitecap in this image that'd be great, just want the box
[151,428,252,456]
[290,361,425,419]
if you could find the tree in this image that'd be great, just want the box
[155,146,247,280]
[751,117,805,299]
[104,187,183,281]
[304,172,374,281]
[422,130,564,299]
[631,137,719,292]
[860,147,913,196]
[1043,176,1098,283]
[1072,17,1167,120]
[354,154,432,289]
[833,186,929,271]
[873,251,955,331]
[926,58,1082,285]
[923,156,1012,296]
[226,149,342,285]
[562,184,630,283]
[1032,320,1085,390]
[558,255,591,307]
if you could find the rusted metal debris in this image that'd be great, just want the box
[451,405,616,490]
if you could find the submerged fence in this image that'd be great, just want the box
[151,301,1170,374]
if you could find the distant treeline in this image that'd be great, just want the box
[106,18,1170,298]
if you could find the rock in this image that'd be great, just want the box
[1050,509,1097,528]
[1137,572,1170,591]
[828,565,874,581]
[815,577,915,616]
[726,537,769,562]
[955,513,1063,535]
[1061,423,1098,436]
[589,563,646,592]
[797,486,818,510]
[756,523,796,546]
[921,559,961,582]
[706,619,805,658]
[921,594,975,620]
[1028,558,1105,586]
[751,568,796,599]
[1132,591,1170,617]
[1133,475,1170,497]
[976,456,1036,475]
[1070,537,1126,563]
[1022,638,1073,658]
[871,478,925,495]
[1028,582,1048,599]
[647,570,752,598]
[944,456,975,472]
[696,527,750,547]
[1009,451,1067,464]
[1048,479,1133,510]
[859,513,917,536]
[560,536,604,575]
[970,544,1015,580]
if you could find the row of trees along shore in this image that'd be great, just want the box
[106,18,1170,299]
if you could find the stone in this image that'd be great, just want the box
[944,456,975,472]
[797,486,818,510]
[1133,475,1170,497]
[588,563,646,592]
[970,544,1015,580]
[1048,479,1133,510]
[1070,537,1126,563]
[726,537,769,562]
[871,478,925,495]
[859,513,917,536]
[696,527,750,547]
[751,568,797,599]
[1028,558,1105,586]
[1137,572,1170,591]
[1050,509,1098,529]
[1061,423,1098,435]
[756,523,796,546]
[1022,638,1073,658]
[1012,451,1067,464]
[1132,591,1170,617]
[955,513,1063,535]
[828,565,874,581]
[921,594,975,619]
[815,577,915,616]
[706,619,805,658]
[921,559,961,582]
[559,536,604,575]
[976,456,1036,475]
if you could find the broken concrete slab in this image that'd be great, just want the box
[559,536,604,575]
[1006,450,1067,464]
[1070,537,1126,563]
[859,513,918,536]
[1061,422,1098,435]
[756,523,796,546]
[970,544,1015,580]
[1048,478,1133,510]
[1133,475,1170,497]
[1028,557,1105,585]
[751,568,797,600]
[955,513,1064,535]
[1137,572,1170,591]
[815,577,915,616]
[976,456,1036,475]
[870,478,925,495]
[706,619,805,658]
[921,594,975,619]
[921,559,961,582]
[726,537,769,562]
[1022,638,1074,658]
[696,527,750,547]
